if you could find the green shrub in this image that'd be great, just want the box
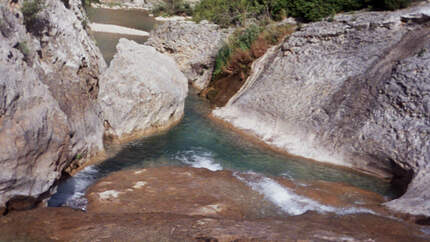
[212,23,294,80]
[22,0,43,26]
[193,0,411,26]
[21,0,49,36]
[17,41,30,57]
[75,153,82,160]
[371,0,411,10]
[81,0,99,7]
[153,0,193,17]
[14,41,31,63]
[213,44,232,77]
[213,24,262,77]
[193,0,265,27]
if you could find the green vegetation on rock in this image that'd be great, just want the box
[16,41,30,58]
[193,0,413,25]
[21,0,50,36]
[21,0,43,27]
[213,24,261,78]
[213,23,294,80]
[153,0,193,17]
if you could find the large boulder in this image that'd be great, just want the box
[99,38,188,141]
[213,5,430,216]
[0,0,106,210]
[146,20,232,90]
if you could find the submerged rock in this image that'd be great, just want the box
[99,38,188,142]
[146,20,232,90]
[0,0,106,210]
[213,5,430,216]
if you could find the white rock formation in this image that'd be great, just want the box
[99,38,188,140]
[213,4,430,216]
[146,21,232,90]
[0,0,106,210]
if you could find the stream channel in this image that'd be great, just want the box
[49,7,397,215]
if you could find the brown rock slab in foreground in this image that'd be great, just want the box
[1,167,429,241]
[86,166,280,219]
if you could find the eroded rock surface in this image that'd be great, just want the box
[1,167,429,241]
[99,38,188,141]
[146,20,232,90]
[213,5,430,216]
[0,0,106,210]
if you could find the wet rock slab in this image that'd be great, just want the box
[86,166,280,219]
[1,167,429,241]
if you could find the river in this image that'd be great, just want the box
[49,7,397,211]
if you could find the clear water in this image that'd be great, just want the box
[48,7,396,208]
[49,91,395,207]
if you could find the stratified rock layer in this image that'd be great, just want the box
[213,5,430,216]
[146,20,232,90]
[0,0,106,209]
[99,38,188,141]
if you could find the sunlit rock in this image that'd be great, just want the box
[99,38,188,142]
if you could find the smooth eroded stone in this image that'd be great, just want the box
[99,38,188,141]
[212,4,430,216]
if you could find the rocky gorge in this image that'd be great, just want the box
[1,0,430,240]
[0,0,187,212]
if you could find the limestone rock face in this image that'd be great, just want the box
[0,0,106,209]
[146,20,232,90]
[213,5,430,216]
[99,38,188,140]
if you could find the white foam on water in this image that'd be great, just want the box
[234,172,376,216]
[175,149,223,171]
[60,165,99,210]
[280,171,294,181]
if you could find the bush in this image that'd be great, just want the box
[21,0,48,36]
[193,0,266,27]
[22,0,43,26]
[17,41,30,57]
[193,0,412,25]
[213,23,293,80]
[14,41,31,63]
[213,24,262,77]
[153,0,193,17]
[371,0,411,10]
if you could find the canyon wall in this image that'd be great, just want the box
[0,0,106,209]
[0,0,188,211]
[213,5,430,216]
